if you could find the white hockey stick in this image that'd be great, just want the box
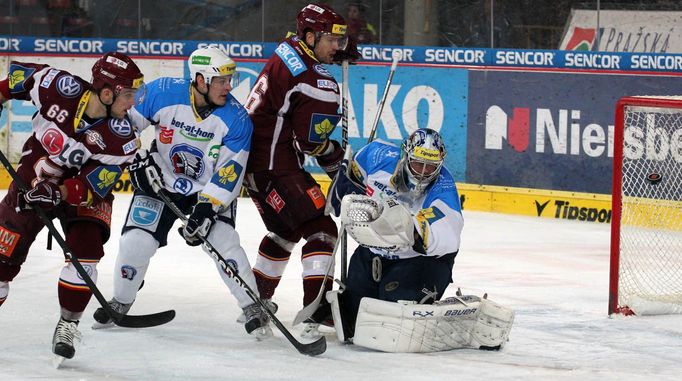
[293,222,345,326]
[294,53,401,324]
[367,51,400,142]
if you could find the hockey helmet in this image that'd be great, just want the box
[400,128,446,191]
[91,52,144,95]
[188,47,239,87]
[296,3,348,42]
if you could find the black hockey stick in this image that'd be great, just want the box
[156,191,326,356]
[0,150,175,328]
[339,59,350,283]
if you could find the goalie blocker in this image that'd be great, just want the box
[327,290,514,352]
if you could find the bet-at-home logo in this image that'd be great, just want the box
[171,117,215,141]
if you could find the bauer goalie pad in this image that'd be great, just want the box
[340,195,414,250]
[352,295,514,353]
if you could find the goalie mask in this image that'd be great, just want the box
[396,128,446,196]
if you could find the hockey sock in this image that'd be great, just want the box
[253,233,295,299]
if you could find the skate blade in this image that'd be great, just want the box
[300,328,322,340]
[250,325,273,341]
[52,355,66,369]
[236,313,246,324]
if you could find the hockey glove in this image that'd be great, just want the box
[326,151,365,217]
[333,35,361,64]
[180,202,217,246]
[316,140,344,179]
[18,179,62,211]
[129,150,164,195]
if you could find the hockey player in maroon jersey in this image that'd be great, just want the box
[0,52,145,362]
[243,3,358,337]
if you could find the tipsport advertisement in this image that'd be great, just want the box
[467,70,682,194]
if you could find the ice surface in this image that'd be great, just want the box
[1,193,681,380]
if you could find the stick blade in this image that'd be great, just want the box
[293,303,318,326]
[296,336,327,356]
[114,309,176,328]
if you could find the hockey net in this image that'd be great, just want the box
[610,96,682,315]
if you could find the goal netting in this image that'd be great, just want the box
[610,96,682,315]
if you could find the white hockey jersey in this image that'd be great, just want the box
[352,140,464,260]
[128,77,252,209]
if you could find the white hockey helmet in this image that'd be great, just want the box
[399,128,446,194]
[188,47,239,86]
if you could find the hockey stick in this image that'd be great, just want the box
[367,51,400,143]
[294,60,350,324]
[339,59,350,283]
[340,52,399,280]
[295,54,401,322]
[293,221,344,326]
[156,191,326,356]
[0,150,175,328]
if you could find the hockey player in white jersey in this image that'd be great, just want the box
[93,47,271,336]
[325,128,514,352]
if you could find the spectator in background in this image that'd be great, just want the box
[346,1,376,44]
[61,4,94,37]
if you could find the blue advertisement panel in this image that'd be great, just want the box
[322,65,468,180]
[3,36,682,72]
[467,71,682,193]
[227,62,469,180]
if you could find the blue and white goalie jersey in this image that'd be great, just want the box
[350,140,463,260]
[128,77,252,209]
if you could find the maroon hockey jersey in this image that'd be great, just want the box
[2,61,138,204]
[245,36,342,173]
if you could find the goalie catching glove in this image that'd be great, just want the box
[340,194,414,250]
[129,150,164,195]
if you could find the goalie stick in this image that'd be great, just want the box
[295,58,352,324]
[0,149,175,328]
[341,51,400,282]
[295,52,401,324]
[156,191,326,356]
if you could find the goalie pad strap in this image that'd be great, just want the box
[352,296,515,353]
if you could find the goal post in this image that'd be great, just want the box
[610,96,682,316]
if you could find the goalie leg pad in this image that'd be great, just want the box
[326,289,353,343]
[352,296,514,353]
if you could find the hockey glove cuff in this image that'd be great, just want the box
[18,179,62,211]
[129,150,164,195]
[316,140,344,179]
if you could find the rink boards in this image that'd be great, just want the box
[2,37,682,223]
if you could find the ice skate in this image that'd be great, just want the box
[300,320,322,339]
[242,303,273,339]
[52,318,81,368]
[236,299,277,323]
[301,302,333,339]
[92,298,133,329]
